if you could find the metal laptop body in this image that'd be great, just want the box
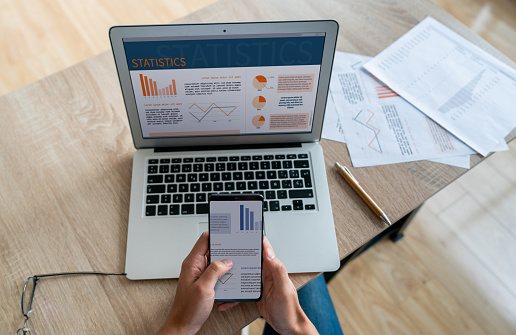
[110,20,340,279]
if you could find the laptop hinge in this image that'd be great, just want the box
[154,142,302,153]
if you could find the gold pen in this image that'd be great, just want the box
[334,162,392,226]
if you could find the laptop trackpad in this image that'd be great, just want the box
[198,222,208,235]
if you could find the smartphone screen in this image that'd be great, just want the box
[209,194,263,301]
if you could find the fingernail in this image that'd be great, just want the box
[266,247,275,260]
[222,259,233,267]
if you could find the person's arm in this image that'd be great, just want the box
[157,231,237,335]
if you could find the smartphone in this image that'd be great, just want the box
[209,194,264,302]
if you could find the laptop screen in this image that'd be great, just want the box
[122,33,326,139]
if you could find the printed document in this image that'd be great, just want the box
[364,17,516,156]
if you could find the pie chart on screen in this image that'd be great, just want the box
[252,96,266,109]
[253,75,267,89]
[252,115,266,127]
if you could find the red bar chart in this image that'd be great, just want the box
[139,74,177,96]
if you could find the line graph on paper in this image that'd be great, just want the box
[188,103,240,123]
[353,109,382,154]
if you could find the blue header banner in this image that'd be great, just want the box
[123,36,325,70]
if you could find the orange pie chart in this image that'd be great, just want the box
[253,75,267,89]
[252,96,266,109]
[252,115,266,127]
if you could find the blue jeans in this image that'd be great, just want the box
[262,275,343,335]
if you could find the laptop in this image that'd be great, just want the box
[109,20,340,280]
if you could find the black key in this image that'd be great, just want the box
[171,164,181,173]
[281,205,292,211]
[298,154,308,158]
[282,161,293,169]
[293,200,303,206]
[193,164,203,172]
[263,201,269,211]
[264,155,274,160]
[256,171,266,179]
[289,170,300,179]
[221,172,232,181]
[173,194,183,203]
[271,161,282,169]
[167,184,177,193]
[230,156,240,161]
[185,194,194,202]
[230,192,241,194]
[282,180,292,189]
[293,179,304,188]
[207,157,216,162]
[250,162,259,170]
[157,205,168,216]
[213,183,223,191]
[147,175,163,184]
[238,162,248,170]
[259,181,269,189]
[169,205,180,215]
[188,174,198,182]
[301,169,312,187]
[294,160,310,168]
[179,184,189,192]
[241,156,251,161]
[184,158,194,163]
[161,194,171,203]
[287,154,297,159]
[293,200,303,210]
[224,182,235,191]
[218,156,228,161]
[255,191,264,196]
[244,172,254,180]
[267,171,277,179]
[275,154,285,159]
[182,164,192,172]
[216,163,226,171]
[289,189,314,198]
[146,205,156,216]
[236,182,246,190]
[160,158,170,164]
[165,174,174,183]
[196,193,207,202]
[176,174,186,182]
[205,163,215,172]
[252,155,263,160]
[270,180,281,189]
[181,204,195,214]
[305,204,316,210]
[260,161,271,170]
[277,190,288,199]
[227,163,237,171]
[210,173,221,181]
[233,172,243,180]
[149,159,159,164]
[266,191,276,199]
[196,203,209,214]
[172,158,182,163]
[148,165,158,174]
[195,157,205,162]
[199,173,209,181]
[146,195,159,204]
[202,183,212,192]
[190,183,200,192]
[147,185,165,194]
[247,181,258,190]
[270,201,280,211]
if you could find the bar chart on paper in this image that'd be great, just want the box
[239,205,262,231]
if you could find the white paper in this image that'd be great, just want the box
[330,51,475,168]
[430,155,470,169]
[364,17,516,156]
[322,91,346,143]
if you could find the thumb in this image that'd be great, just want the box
[198,259,233,288]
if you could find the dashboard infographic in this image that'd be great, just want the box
[123,34,325,138]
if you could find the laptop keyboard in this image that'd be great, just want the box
[144,153,316,216]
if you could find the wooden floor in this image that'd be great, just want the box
[2,0,515,334]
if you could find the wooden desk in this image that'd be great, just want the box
[2,0,515,333]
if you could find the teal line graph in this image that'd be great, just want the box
[353,109,382,154]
